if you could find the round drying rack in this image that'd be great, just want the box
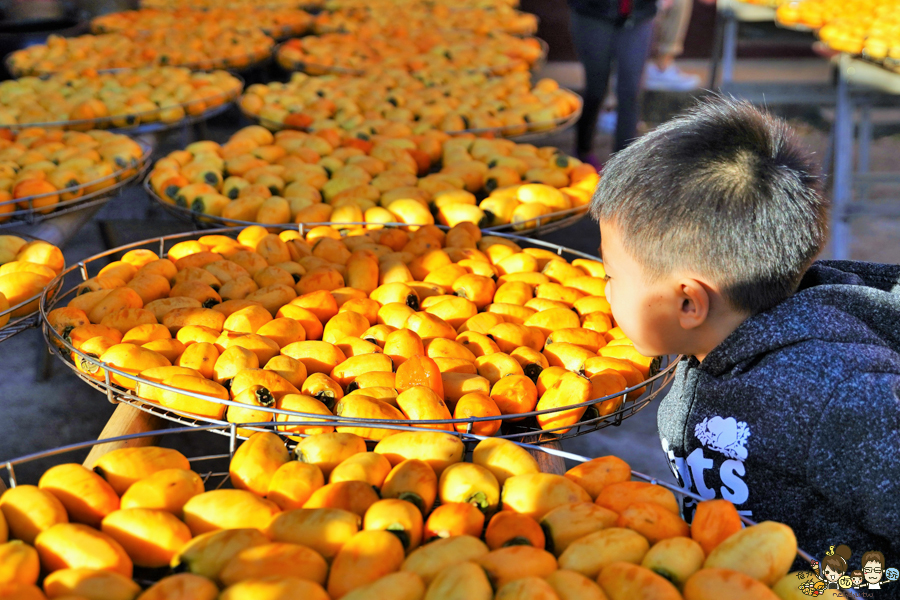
[273,36,549,77]
[0,75,242,135]
[40,224,679,447]
[0,421,839,594]
[0,143,152,230]
[91,20,313,42]
[240,88,581,142]
[144,178,589,238]
[5,47,273,79]
[311,7,540,38]
[138,0,324,9]
[0,232,65,344]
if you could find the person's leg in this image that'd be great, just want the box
[613,18,654,152]
[645,0,700,91]
[569,11,616,158]
[655,0,693,70]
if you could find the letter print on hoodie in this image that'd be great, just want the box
[661,413,752,522]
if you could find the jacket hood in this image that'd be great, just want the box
[699,260,900,377]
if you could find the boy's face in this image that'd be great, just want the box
[864,561,883,584]
[598,222,690,358]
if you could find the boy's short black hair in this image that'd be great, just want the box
[591,96,827,314]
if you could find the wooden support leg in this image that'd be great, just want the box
[83,404,165,469]
[520,433,566,475]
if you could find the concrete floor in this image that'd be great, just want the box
[2,57,899,486]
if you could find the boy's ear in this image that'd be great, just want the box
[678,278,709,330]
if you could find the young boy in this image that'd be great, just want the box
[591,97,899,563]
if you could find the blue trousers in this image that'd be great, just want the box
[569,12,654,154]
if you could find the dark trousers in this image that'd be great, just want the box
[569,12,654,154]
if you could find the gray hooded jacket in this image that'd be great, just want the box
[657,260,900,567]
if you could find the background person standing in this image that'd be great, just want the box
[568,0,657,166]
[644,0,703,91]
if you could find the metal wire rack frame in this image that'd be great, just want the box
[0,76,243,135]
[144,178,589,238]
[481,206,589,236]
[40,224,679,445]
[0,421,846,595]
[0,233,65,344]
[0,144,152,230]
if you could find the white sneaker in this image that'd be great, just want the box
[644,63,701,92]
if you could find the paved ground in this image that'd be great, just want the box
[1,58,898,486]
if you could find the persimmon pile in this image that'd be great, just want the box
[324,0,521,9]
[240,71,580,137]
[92,8,314,39]
[776,0,900,63]
[7,28,274,76]
[148,126,595,229]
[0,430,803,599]
[276,31,544,76]
[0,235,64,328]
[0,68,242,129]
[141,0,323,8]
[312,5,538,36]
[49,220,638,434]
[0,128,145,222]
